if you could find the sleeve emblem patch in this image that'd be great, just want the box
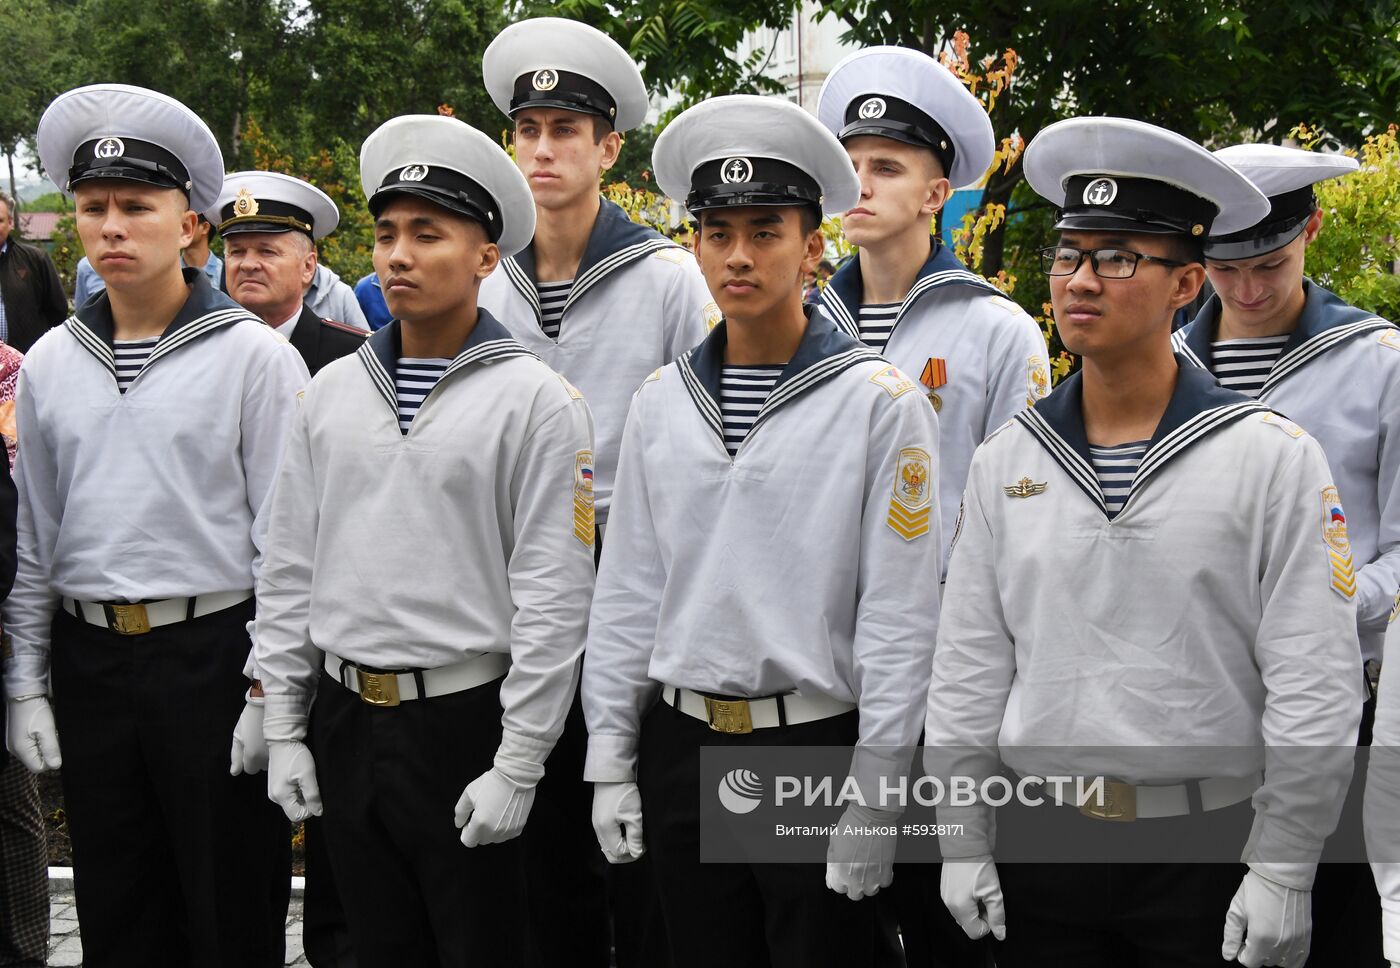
[887,447,932,540]
[1026,355,1051,406]
[1321,485,1355,599]
[1378,328,1400,353]
[702,301,723,332]
[574,451,595,547]
[869,366,918,400]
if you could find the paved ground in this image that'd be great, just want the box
[47,892,311,966]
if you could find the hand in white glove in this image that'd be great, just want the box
[6,696,61,772]
[229,699,267,776]
[1222,868,1311,967]
[592,781,645,864]
[941,854,1007,941]
[826,804,898,900]
[268,741,322,822]
[455,769,536,847]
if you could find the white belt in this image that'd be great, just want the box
[324,650,510,707]
[663,685,855,734]
[62,590,252,636]
[1056,772,1262,821]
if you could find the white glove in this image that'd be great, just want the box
[229,698,267,776]
[454,731,550,848]
[6,696,61,772]
[1222,868,1311,967]
[592,781,645,864]
[826,804,898,900]
[267,741,322,822]
[941,854,1007,941]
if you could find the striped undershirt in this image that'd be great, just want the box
[395,358,451,434]
[858,303,901,353]
[537,279,572,339]
[113,337,159,394]
[1089,439,1149,518]
[720,364,782,456]
[1209,334,1289,398]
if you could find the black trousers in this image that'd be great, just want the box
[994,862,1245,967]
[0,755,47,966]
[638,701,901,968]
[50,601,290,968]
[310,668,527,968]
[302,815,356,968]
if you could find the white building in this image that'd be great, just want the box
[733,3,858,114]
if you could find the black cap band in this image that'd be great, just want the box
[1056,174,1219,237]
[1203,187,1316,261]
[510,69,618,126]
[685,156,823,213]
[218,196,315,237]
[839,94,956,175]
[68,137,192,196]
[369,164,502,242]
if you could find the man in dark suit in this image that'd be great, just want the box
[0,192,68,353]
[213,171,366,375]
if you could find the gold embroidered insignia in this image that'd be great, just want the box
[702,301,723,331]
[1379,328,1400,353]
[573,451,595,547]
[887,447,932,540]
[233,187,259,218]
[869,366,918,400]
[1003,477,1048,499]
[1321,485,1355,599]
[1026,356,1050,406]
[1260,413,1305,438]
[557,374,584,400]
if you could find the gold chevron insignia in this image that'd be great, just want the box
[1328,547,1356,599]
[886,500,930,541]
[1004,477,1048,498]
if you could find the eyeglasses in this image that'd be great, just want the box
[1039,245,1188,279]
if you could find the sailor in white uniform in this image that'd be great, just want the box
[927,117,1363,968]
[582,95,941,967]
[480,20,714,964]
[1366,588,1400,968]
[252,113,594,968]
[3,84,309,966]
[816,46,1051,575]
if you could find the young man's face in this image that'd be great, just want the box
[1049,230,1203,361]
[224,231,317,323]
[694,205,824,325]
[839,135,950,248]
[511,108,621,212]
[1205,209,1320,326]
[74,180,196,291]
[372,195,499,323]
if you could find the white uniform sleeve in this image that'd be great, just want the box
[251,393,321,717]
[329,283,370,331]
[1244,435,1365,888]
[661,258,714,362]
[1356,356,1400,633]
[1366,598,1400,961]
[2,369,61,699]
[582,389,664,782]
[923,450,1015,856]
[983,301,1051,437]
[497,394,597,752]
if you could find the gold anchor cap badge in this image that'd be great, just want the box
[233,187,259,217]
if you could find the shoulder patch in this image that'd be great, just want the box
[1026,355,1050,406]
[1379,328,1400,353]
[702,301,723,332]
[573,451,595,548]
[556,374,584,400]
[887,446,932,541]
[1259,412,1306,438]
[990,295,1023,316]
[869,365,919,400]
[322,318,369,337]
[1320,485,1356,600]
[640,367,664,389]
[653,246,692,265]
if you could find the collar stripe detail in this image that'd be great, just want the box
[356,337,536,420]
[1015,409,1106,512]
[1260,319,1391,395]
[822,268,1001,342]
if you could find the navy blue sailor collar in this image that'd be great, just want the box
[819,235,1002,340]
[1176,279,1392,394]
[1015,356,1268,517]
[66,267,255,383]
[500,197,678,326]
[356,307,537,417]
[677,303,883,448]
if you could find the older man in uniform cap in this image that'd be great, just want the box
[480,17,714,965]
[3,83,308,966]
[583,94,941,967]
[927,116,1362,968]
[254,113,595,968]
[213,170,367,376]
[1172,144,1396,965]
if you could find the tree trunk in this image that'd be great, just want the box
[979,164,1023,277]
[7,151,15,208]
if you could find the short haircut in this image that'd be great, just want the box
[591,116,611,144]
[799,205,821,236]
[1164,233,1205,265]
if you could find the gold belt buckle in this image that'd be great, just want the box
[1080,779,1137,822]
[703,696,753,734]
[356,669,400,707]
[105,603,151,636]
